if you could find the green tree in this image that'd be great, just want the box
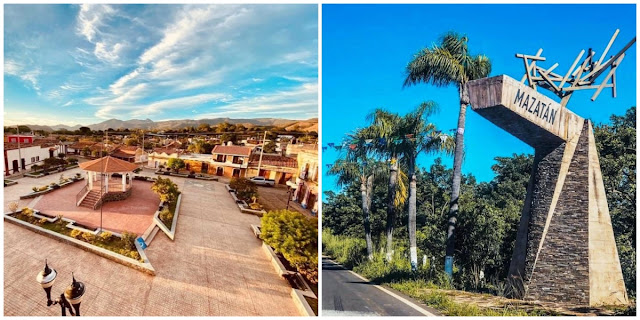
[188,139,206,154]
[329,129,387,260]
[404,32,491,276]
[198,123,211,132]
[397,102,454,270]
[229,177,258,201]
[263,141,277,153]
[151,177,180,203]
[261,209,318,284]
[368,108,408,261]
[594,106,636,297]
[167,158,185,173]
[79,126,91,135]
[220,133,237,144]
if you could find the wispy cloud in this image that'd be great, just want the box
[4,59,41,93]
[5,4,318,125]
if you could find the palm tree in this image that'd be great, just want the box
[403,32,491,276]
[328,130,384,260]
[368,109,409,261]
[396,102,455,270]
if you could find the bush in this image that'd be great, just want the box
[261,209,318,284]
[81,231,95,242]
[159,207,174,227]
[70,229,82,239]
[39,186,49,192]
[21,208,34,217]
[99,231,112,241]
[322,228,367,269]
[151,177,180,203]
[8,201,19,213]
[121,231,137,250]
[167,158,186,173]
[229,177,258,201]
[38,218,48,225]
[67,158,79,165]
[32,186,38,192]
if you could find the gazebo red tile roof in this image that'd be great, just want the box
[79,156,139,173]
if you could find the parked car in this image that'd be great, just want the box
[249,176,275,186]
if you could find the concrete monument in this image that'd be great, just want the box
[465,30,634,307]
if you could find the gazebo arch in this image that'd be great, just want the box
[77,156,139,209]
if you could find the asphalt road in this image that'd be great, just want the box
[322,258,439,316]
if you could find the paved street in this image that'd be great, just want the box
[322,258,438,316]
[4,173,299,316]
[256,185,316,218]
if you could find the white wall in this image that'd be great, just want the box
[5,145,60,175]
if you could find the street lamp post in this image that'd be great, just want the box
[36,260,86,316]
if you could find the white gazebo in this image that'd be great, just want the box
[77,156,139,208]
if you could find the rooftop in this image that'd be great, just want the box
[212,145,254,156]
[79,156,139,173]
[249,154,297,168]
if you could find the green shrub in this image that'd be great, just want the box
[159,207,174,227]
[21,208,34,217]
[322,228,367,269]
[38,218,48,225]
[99,231,112,241]
[81,232,95,242]
[229,177,258,201]
[121,231,137,250]
[151,177,180,203]
[261,209,318,284]
[70,229,82,239]
[167,158,186,173]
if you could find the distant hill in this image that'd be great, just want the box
[16,117,318,132]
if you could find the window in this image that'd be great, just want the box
[31,157,35,163]
[36,156,40,161]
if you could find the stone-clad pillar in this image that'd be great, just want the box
[508,120,628,306]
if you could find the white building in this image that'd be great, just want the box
[4,142,60,175]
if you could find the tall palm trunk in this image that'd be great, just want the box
[360,177,374,260]
[365,175,374,260]
[445,85,469,276]
[385,154,398,262]
[408,157,418,271]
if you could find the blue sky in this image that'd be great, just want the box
[322,4,636,194]
[4,4,318,126]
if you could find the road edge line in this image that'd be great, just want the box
[326,258,438,317]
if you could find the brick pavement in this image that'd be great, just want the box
[4,175,299,316]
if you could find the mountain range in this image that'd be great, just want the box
[19,117,318,133]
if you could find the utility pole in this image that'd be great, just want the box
[16,125,22,174]
[256,130,267,177]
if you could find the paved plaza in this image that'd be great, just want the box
[32,178,159,235]
[4,170,299,316]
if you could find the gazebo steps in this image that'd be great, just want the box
[79,190,101,209]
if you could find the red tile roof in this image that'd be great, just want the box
[249,154,297,168]
[79,156,139,173]
[212,145,253,156]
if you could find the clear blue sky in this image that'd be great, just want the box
[322,3,636,196]
[4,4,318,126]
